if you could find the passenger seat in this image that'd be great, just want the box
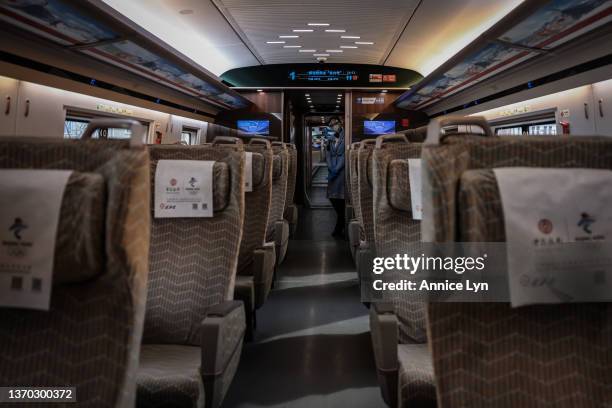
[267,142,290,266]
[233,138,276,339]
[355,139,377,289]
[284,143,299,236]
[137,140,246,408]
[421,117,612,407]
[368,133,431,408]
[0,136,150,407]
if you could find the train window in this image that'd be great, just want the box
[181,127,198,145]
[64,118,89,139]
[495,121,558,136]
[64,116,149,140]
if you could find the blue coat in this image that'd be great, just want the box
[326,130,345,199]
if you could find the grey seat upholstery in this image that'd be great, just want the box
[347,142,362,262]
[233,138,276,339]
[284,143,299,236]
[368,134,431,408]
[0,138,150,408]
[421,117,612,407]
[356,139,377,291]
[267,142,290,266]
[139,141,246,408]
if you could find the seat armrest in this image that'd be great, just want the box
[370,303,399,371]
[370,303,399,407]
[274,219,289,246]
[200,301,246,378]
[252,244,276,308]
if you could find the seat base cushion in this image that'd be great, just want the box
[137,344,204,408]
[398,344,436,408]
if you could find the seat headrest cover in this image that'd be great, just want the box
[55,171,106,284]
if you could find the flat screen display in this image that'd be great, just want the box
[237,120,270,135]
[364,120,396,135]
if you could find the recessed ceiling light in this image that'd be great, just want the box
[313,53,329,57]
[337,94,342,96]
[299,49,317,52]
[257,89,263,92]
[279,35,299,38]
[179,9,194,15]
[316,57,328,61]
[325,29,345,33]
[284,45,302,48]
[308,23,329,26]
[305,94,310,96]
[341,35,360,39]
[336,105,340,108]
[310,105,314,108]
[266,41,285,44]
[293,29,313,32]
[381,90,388,93]
[326,49,343,53]
[340,45,357,49]
[355,41,374,45]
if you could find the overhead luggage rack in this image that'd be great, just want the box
[0,0,251,111]
[395,0,612,111]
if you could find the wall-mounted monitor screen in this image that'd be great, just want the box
[237,120,270,135]
[364,120,396,135]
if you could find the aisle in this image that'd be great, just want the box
[223,209,386,408]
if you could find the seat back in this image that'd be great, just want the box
[238,139,273,274]
[267,142,289,241]
[0,138,150,408]
[422,133,612,407]
[372,134,426,343]
[357,139,377,245]
[285,143,297,211]
[348,143,361,223]
[144,143,244,346]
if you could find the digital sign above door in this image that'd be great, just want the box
[221,64,422,89]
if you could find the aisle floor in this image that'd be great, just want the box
[223,209,386,408]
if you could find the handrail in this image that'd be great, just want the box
[425,116,493,145]
[81,118,145,147]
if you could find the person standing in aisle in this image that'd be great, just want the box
[325,116,346,238]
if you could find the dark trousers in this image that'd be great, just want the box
[329,198,345,234]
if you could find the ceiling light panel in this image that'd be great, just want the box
[215,0,422,65]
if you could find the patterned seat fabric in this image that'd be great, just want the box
[237,148,271,272]
[398,344,437,408]
[372,139,427,344]
[347,143,364,261]
[357,140,376,246]
[422,135,612,408]
[233,141,275,338]
[0,138,150,408]
[267,143,290,264]
[284,144,298,234]
[369,136,433,408]
[140,144,246,408]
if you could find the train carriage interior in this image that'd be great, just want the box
[0,0,611,407]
